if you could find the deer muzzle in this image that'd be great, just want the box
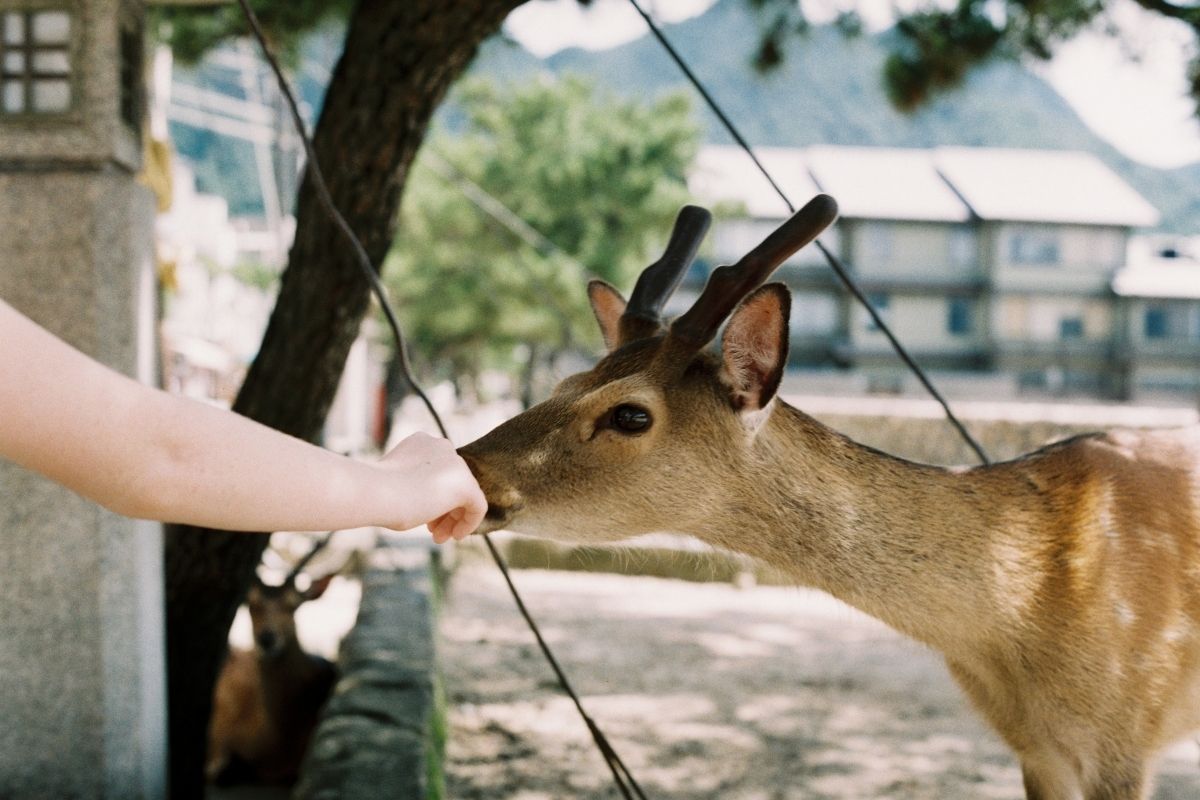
[459,450,525,534]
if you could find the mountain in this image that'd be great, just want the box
[520,0,1200,232]
[168,0,1199,231]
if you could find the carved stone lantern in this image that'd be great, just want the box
[0,1,163,798]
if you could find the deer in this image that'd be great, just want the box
[458,195,1200,800]
[207,568,338,786]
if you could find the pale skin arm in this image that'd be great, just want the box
[0,298,485,542]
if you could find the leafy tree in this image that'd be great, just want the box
[385,76,698,400]
[747,0,1200,116]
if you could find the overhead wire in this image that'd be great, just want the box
[233,2,648,797]
[626,0,991,466]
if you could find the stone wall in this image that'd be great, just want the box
[295,558,443,800]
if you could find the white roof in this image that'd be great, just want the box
[806,145,971,222]
[1113,263,1200,299]
[689,146,822,218]
[691,144,1161,229]
[934,147,1160,227]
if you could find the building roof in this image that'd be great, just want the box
[690,145,1161,229]
[934,147,1160,228]
[806,145,971,223]
[1113,263,1200,299]
[689,146,821,219]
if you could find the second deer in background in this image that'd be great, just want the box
[207,571,338,786]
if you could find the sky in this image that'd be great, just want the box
[504,0,1200,169]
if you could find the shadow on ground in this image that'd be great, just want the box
[439,564,1200,800]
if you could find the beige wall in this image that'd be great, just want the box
[851,293,982,351]
[995,295,1113,342]
[852,220,977,278]
[990,223,1127,294]
[713,216,841,266]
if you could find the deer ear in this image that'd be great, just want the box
[720,283,790,414]
[302,574,333,602]
[588,280,627,352]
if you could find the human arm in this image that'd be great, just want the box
[0,298,484,540]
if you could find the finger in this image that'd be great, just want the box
[428,516,451,543]
[461,488,487,535]
[452,511,476,540]
[432,514,454,539]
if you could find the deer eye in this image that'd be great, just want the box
[608,404,652,434]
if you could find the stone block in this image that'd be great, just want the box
[295,564,439,800]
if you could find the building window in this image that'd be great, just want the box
[1,9,72,115]
[1144,307,1169,340]
[865,292,890,332]
[1059,316,1084,340]
[947,297,973,336]
[1010,227,1060,266]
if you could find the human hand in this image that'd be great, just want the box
[377,432,486,543]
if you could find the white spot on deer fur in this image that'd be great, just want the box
[1114,602,1136,627]
[1096,485,1119,542]
[740,403,772,435]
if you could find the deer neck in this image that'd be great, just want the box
[697,402,1043,655]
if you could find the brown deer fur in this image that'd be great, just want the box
[207,576,337,786]
[460,275,1200,800]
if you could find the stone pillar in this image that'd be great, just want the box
[0,1,165,797]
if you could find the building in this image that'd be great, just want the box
[689,144,1194,404]
[1114,240,1200,401]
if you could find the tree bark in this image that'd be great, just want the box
[163,1,524,795]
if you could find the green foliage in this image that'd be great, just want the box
[384,76,699,388]
[231,259,281,291]
[152,0,354,65]
[746,0,1200,119]
[425,672,448,800]
[884,1,1006,111]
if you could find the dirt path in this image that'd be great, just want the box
[439,564,1200,799]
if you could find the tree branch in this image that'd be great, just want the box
[1127,0,1200,27]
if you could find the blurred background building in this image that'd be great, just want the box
[690,143,1198,404]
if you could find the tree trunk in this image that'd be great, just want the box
[163,1,524,795]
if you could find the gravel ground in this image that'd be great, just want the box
[439,564,1200,800]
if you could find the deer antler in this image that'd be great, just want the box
[669,194,838,349]
[284,532,335,587]
[618,204,713,344]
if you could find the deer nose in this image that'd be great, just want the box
[458,451,524,515]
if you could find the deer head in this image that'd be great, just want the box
[246,571,332,661]
[459,194,838,544]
